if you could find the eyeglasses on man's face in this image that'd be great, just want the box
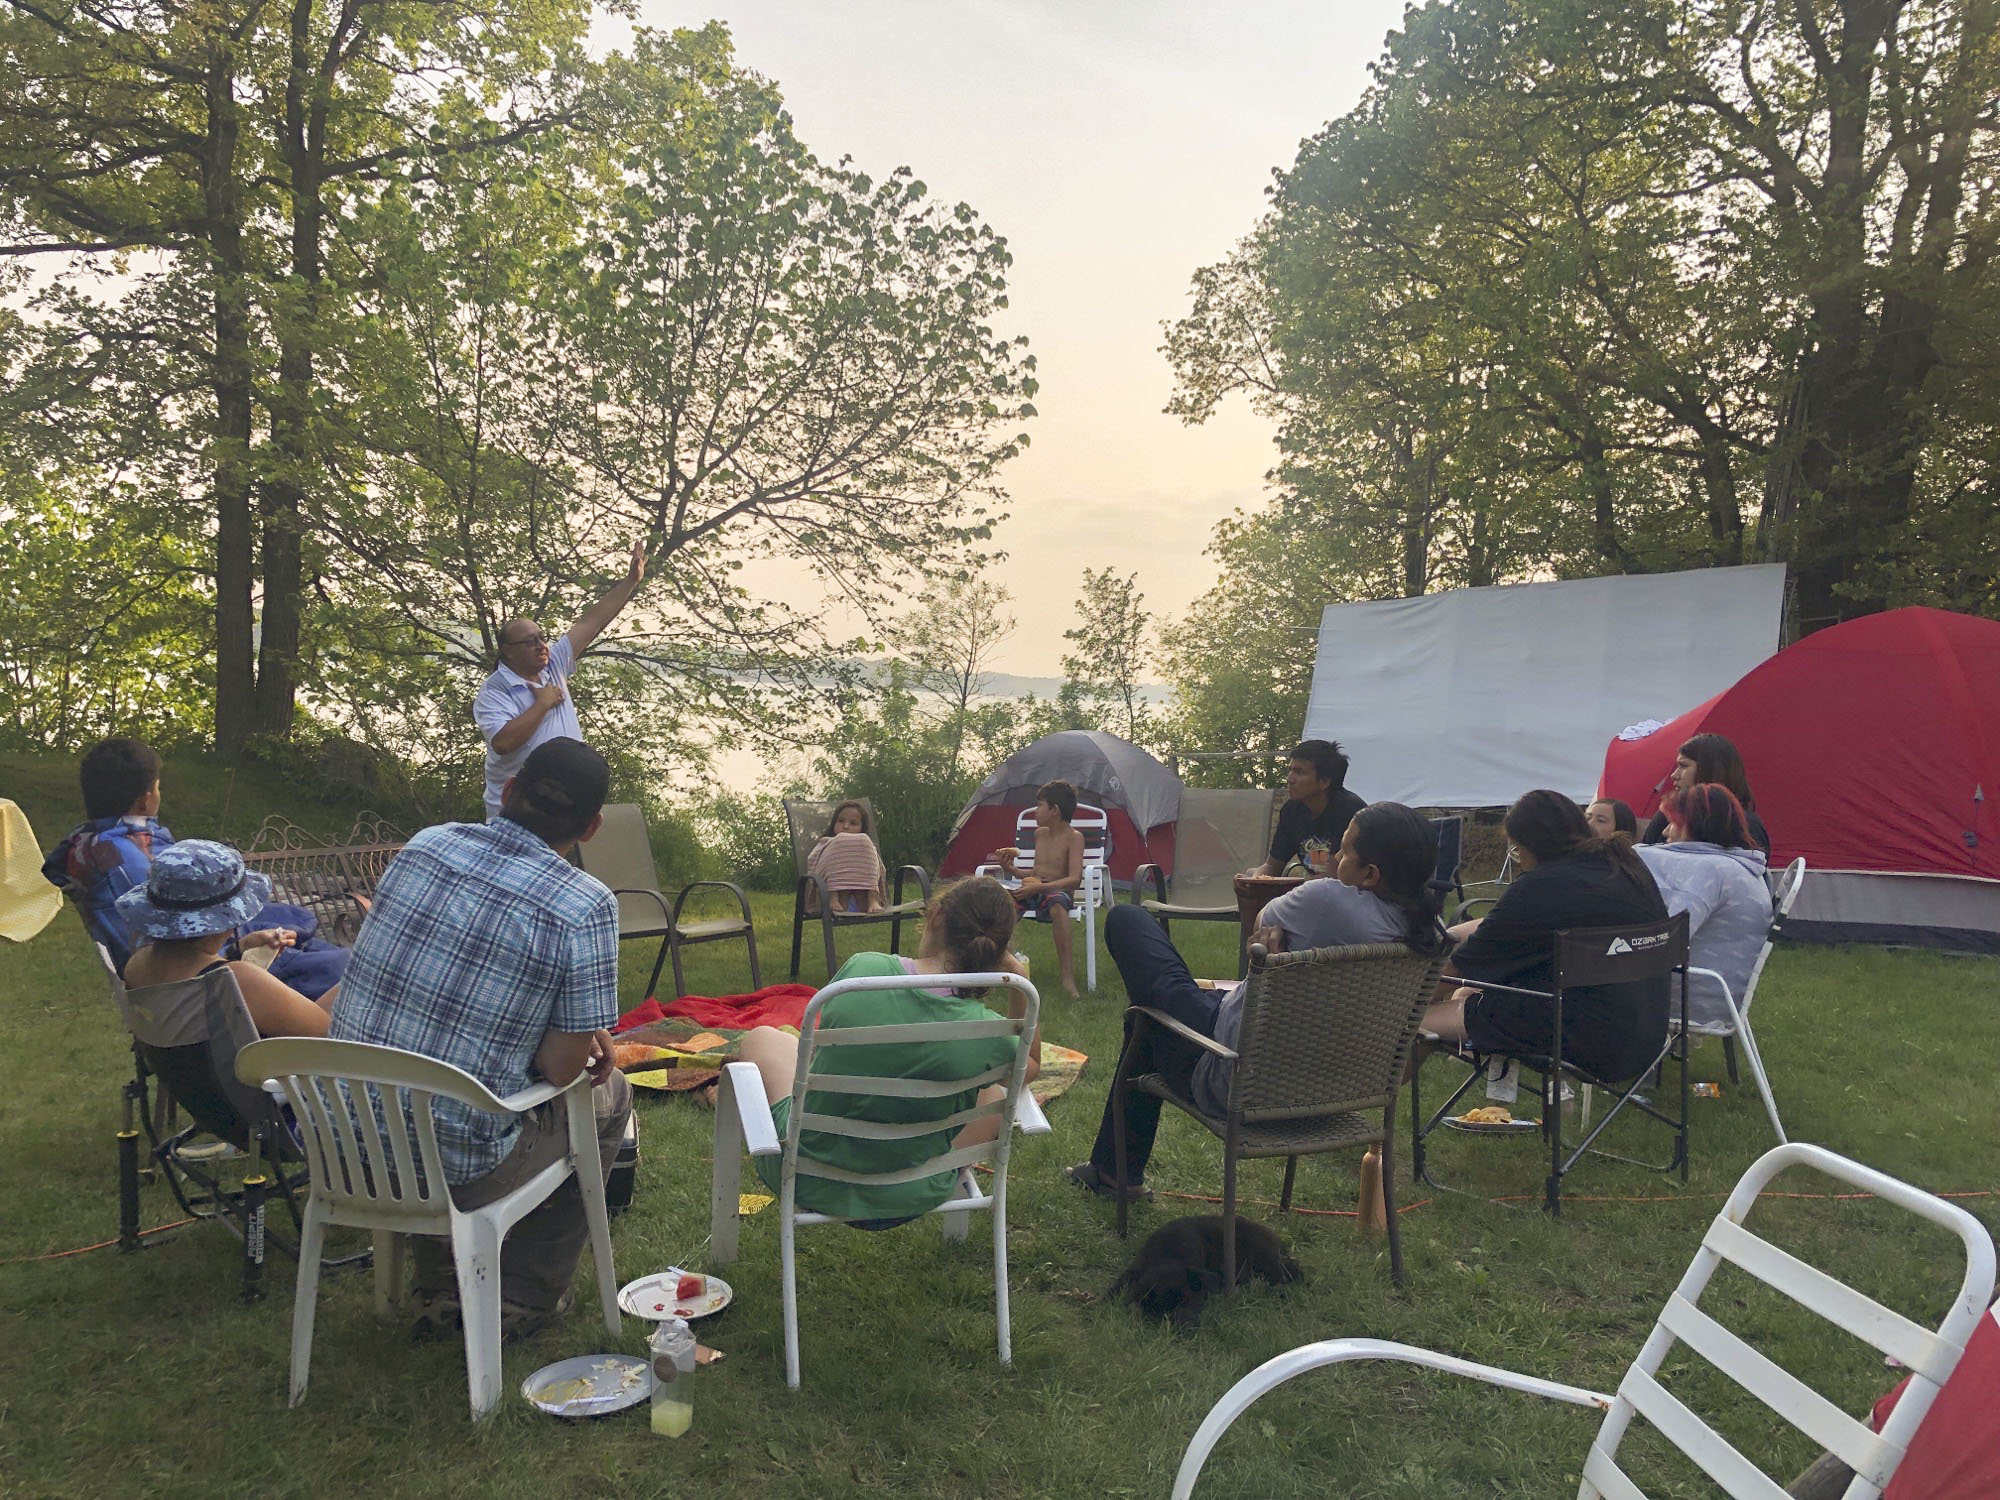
[504,631,548,649]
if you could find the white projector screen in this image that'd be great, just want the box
[1301,565,1786,808]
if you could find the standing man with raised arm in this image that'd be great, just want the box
[474,540,647,822]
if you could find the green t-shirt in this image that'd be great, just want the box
[757,951,1021,1222]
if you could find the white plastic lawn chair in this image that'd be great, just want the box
[1172,1141,1996,1500]
[1678,856,1807,1145]
[707,970,1049,1389]
[977,804,1112,989]
[236,1038,620,1420]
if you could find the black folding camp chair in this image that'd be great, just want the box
[102,946,335,1298]
[1410,913,1691,1217]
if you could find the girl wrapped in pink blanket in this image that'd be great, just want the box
[805,801,887,913]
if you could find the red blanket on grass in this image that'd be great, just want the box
[615,983,818,1034]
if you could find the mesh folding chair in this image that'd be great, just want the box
[1109,939,1449,1288]
[1412,912,1692,1217]
[977,804,1113,989]
[1171,1142,1997,1500]
[783,798,932,981]
[1429,815,1466,908]
[707,969,1048,1388]
[1455,838,1517,923]
[1677,856,1807,1145]
[576,802,759,999]
[105,950,317,1299]
[1131,787,1284,939]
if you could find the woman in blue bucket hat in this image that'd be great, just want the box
[118,840,338,1037]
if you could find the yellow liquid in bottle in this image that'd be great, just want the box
[650,1397,693,1437]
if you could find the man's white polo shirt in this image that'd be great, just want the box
[473,634,583,819]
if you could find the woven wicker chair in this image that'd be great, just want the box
[1110,939,1450,1289]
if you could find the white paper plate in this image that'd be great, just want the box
[521,1354,653,1417]
[1441,1114,1542,1135]
[618,1268,733,1321]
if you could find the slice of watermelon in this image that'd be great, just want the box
[675,1272,705,1303]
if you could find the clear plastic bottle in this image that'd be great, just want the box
[648,1316,696,1437]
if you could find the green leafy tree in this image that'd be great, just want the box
[1059,568,1155,745]
[1154,509,1328,782]
[309,28,1033,787]
[896,576,1017,776]
[0,0,598,754]
[806,662,987,871]
[1160,0,2000,740]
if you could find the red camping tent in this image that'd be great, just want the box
[1599,607,2000,952]
[940,731,1182,884]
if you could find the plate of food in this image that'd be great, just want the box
[521,1354,653,1417]
[1441,1105,1541,1135]
[618,1268,733,1321]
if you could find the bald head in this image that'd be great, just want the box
[498,618,551,675]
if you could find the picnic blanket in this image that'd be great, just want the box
[615,983,819,1034]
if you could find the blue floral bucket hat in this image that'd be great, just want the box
[115,839,271,942]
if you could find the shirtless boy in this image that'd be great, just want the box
[992,780,1086,997]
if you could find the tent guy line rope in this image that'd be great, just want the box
[6,1192,1986,1266]
[0,1218,193,1265]
[1153,1187,1991,1216]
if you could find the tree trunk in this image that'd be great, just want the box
[1696,429,1744,564]
[252,0,326,739]
[206,39,257,761]
[1400,447,1433,596]
[1582,427,1644,572]
[1789,0,1911,629]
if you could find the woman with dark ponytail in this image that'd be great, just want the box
[1069,802,1450,1202]
[1422,789,1670,1082]
[1640,732,1770,853]
[736,875,1039,1224]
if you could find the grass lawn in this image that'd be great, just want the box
[3,760,1996,1498]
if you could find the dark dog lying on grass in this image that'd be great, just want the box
[1110,1214,1303,1329]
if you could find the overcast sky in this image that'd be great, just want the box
[627,0,1409,676]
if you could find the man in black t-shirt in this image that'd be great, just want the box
[1245,739,1367,877]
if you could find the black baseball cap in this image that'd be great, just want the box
[511,737,610,832]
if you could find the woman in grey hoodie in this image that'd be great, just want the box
[1635,784,1772,1035]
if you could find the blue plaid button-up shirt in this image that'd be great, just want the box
[331,817,619,1185]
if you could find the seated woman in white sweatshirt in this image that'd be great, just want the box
[1635,783,1772,1035]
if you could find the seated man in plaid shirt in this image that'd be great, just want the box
[331,736,633,1340]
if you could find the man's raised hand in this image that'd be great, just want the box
[627,539,647,585]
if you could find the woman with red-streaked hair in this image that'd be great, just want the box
[1635,783,1772,1037]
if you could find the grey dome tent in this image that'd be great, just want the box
[939,731,1183,883]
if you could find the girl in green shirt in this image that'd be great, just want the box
[737,876,1041,1222]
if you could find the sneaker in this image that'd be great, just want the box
[501,1288,575,1343]
[410,1288,462,1343]
[412,1287,576,1343]
[1064,1161,1152,1203]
